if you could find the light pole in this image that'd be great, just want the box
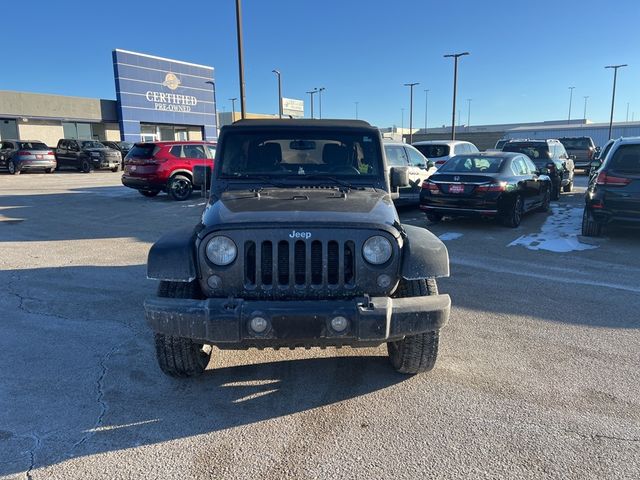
[401,108,405,135]
[404,82,419,144]
[229,97,238,121]
[605,64,627,140]
[444,52,469,140]
[567,86,575,123]
[272,69,282,118]
[424,89,429,133]
[626,102,630,122]
[234,0,246,119]
[354,102,359,119]
[317,87,326,119]
[466,98,472,131]
[306,89,318,118]
[583,96,589,121]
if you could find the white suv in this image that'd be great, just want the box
[412,140,479,169]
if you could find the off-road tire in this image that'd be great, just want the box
[111,164,120,173]
[81,159,93,173]
[537,188,551,212]
[154,281,211,378]
[581,208,602,237]
[8,162,19,175]
[168,174,193,201]
[502,195,523,228]
[426,213,442,223]
[140,190,160,197]
[563,180,573,193]
[45,168,54,174]
[387,278,440,374]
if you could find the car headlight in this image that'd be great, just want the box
[206,236,237,266]
[91,152,100,157]
[362,236,392,265]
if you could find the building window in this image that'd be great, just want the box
[62,122,95,139]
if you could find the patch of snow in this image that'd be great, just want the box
[509,205,597,253]
[439,232,464,241]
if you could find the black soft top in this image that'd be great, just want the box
[224,119,376,131]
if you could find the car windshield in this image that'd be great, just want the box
[438,155,505,173]
[219,130,383,180]
[559,138,591,149]
[80,141,105,149]
[18,142,48,150]
[413,144,450,158]
[609,144,640,174]
[495,140,508,149]
[503,143,550,160]
[119,142,133,149]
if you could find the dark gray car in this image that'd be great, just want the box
[55,139,121,173]
[558,137,596,170]
[0,140,56,174]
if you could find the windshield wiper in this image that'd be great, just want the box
[283,173,356,191]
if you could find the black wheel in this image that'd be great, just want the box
[387,278,441,374]
[537,188,551,212]
[426,213,442,223]
[563,180,573,193]
[7,161,19,175]
[168,174,193,201]
[502,195,523,228]
[81,159,93,173]
[45,168,54,174]
[111,164,120,173]
[139,190,160,197]
[581,208,602,237]
[551,181,560,200]
[154,281,211,378]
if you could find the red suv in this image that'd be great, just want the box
[121,141,216,200]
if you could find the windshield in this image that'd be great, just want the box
[413,144,450,158]
[118,142,133,149]
[503,143,550,161]
[438,155,505,173]
[81,141,105,149]
[219,130,383,180]
[559,138,591,149]
[18,142,49,150]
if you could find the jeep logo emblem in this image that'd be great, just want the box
[289,230,312,239]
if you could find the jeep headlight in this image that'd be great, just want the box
[206,236,237,266]
[91,152,100,157]
[362,236,392,265]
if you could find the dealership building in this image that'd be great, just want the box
[0,49,217,147]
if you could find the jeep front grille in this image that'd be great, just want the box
[244,239,356,290]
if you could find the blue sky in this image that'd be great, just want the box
[2,0,638,128]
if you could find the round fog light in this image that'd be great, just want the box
[330,316,349,333]
[377,274,392,288]
[249,316,269,334]
[207,275,222,289]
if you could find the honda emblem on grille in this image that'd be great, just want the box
[454,176,460,181]
[289,230,312,239]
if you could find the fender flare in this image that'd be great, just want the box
[147,227,198,282]
[400,224,450,280]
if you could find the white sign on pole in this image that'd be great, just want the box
[282,98,304,118]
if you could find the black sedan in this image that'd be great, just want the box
[419,152,552,227]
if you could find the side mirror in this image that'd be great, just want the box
[390,167,409,188]
[193,164,213,189]
[426,160,435,169]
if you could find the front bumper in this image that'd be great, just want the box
[144,294,450,347]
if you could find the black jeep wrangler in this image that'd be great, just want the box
[144,119,451,377]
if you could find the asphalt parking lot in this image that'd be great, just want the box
[1,172,639,479]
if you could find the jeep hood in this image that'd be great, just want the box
[201,188,399,227]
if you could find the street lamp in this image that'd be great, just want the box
[234,0,246,119]
[317,87,326,119]
[444,52,470,140]
[583,96,589,121]
[272,69,282,118]
[354,101,359,119]
[401,108,405,134]
[605,64,628,140]
[467,98,472,131]
[626,102,630,122]
[567,86,575,123]
[229,98,238,121]
[306,89,318,118]
[424,89,430,133]
[404,82,419,144]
